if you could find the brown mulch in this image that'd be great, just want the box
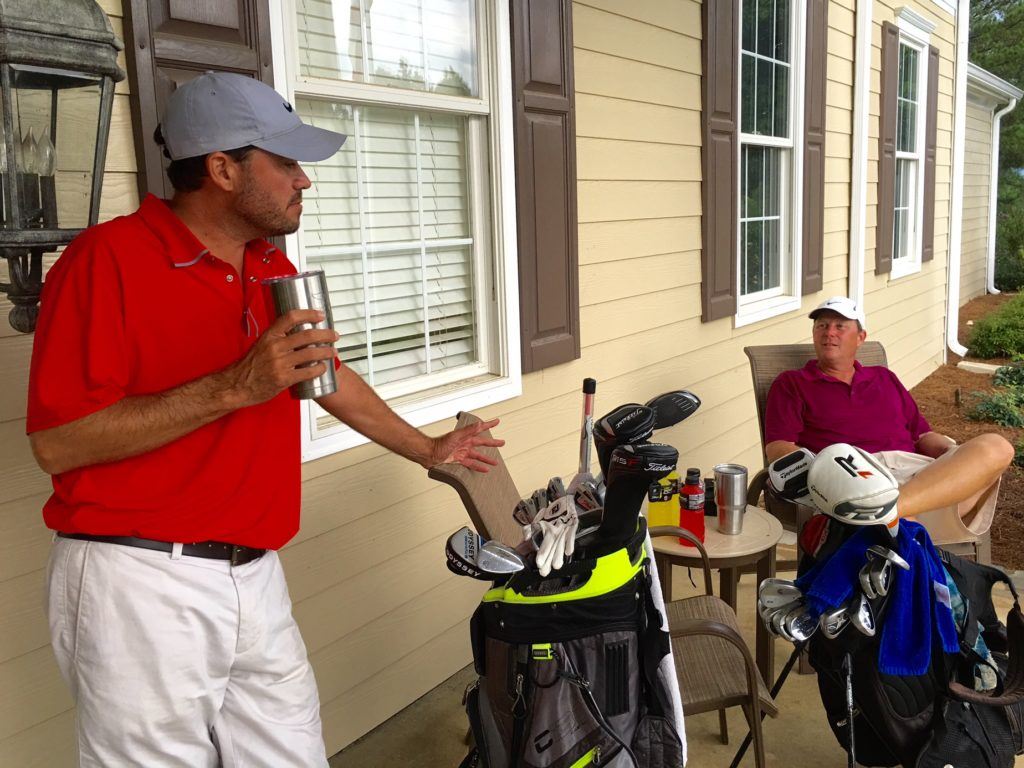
[908,292,1024,569]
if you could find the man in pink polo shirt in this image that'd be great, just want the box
[765,296,1012,544]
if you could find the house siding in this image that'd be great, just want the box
[960,98,994,304]
[863,1,956,387]
[0,0,963,762]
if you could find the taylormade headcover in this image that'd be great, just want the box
[767,447,816,506]
[808,444,899,533]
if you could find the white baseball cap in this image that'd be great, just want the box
[159,72,346,162]
[808,296,867,329]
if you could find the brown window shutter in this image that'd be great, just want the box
[876,21,900,275]
[510,0,580,373]
[124,0,275,199]
[700,0,738,322]
[921,44,939,263]
[801,0,828,294]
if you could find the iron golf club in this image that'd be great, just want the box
[758,578,804,609]
[445,527,525,580]
[867,544,911,571]
[821,602,852,639]
[850,593,876,636]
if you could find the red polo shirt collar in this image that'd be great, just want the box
[799,359,871,386]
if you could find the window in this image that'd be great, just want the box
[892,39,926,277]
[276,0,520,458]
[735,0,805,326]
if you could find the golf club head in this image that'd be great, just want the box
[866,544,911,571]
[870,558,892,598]
[512,498,536,527]
[593,404,656,478]
[598,442,678,546]
[573,482,603,514]
[784,605,819,642]
[531,487,549,516]
[478,540,526,576]
[820,603,852,639]
[858,561,878,600]
[850,593,877,636]
[770,607,795,641]
[644,390,701,430]
[758,578,804,609]
[546,476,566,503]
[445,526,489,580]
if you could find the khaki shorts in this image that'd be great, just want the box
[874,448,999,545]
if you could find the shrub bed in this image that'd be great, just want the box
[968,294,1024,358]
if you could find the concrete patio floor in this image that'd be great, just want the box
[330,549,1024,767]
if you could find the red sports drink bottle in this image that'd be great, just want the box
[678,467,705,546]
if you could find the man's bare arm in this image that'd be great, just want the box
[766,440,801,463]
[314,364,504,471]
[30,310,338,475]
[915,431,957,459]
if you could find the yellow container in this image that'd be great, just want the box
[646,470,680,528]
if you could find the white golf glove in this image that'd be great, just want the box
[808,443,900,537]
[532,495,579,577]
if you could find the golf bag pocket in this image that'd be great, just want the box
[631,715,684,767]
[915,699,1014,768]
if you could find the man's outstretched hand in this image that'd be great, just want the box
[428,418,504,472]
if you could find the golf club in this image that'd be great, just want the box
[866,544,911,571]
[758,578,804,609]
[446,527,525,580]
[597,442,677,548]
[869,558,892,598]
[850,593,876,636]
[592,404,656,479]
[771,608,794,642]
[512,498,536,527]
[858,561,878,600]
[784,605,819,643]
[578,378,597,477]
[644,390,701,430]
[821,602,852,639]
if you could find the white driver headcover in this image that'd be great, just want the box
[808,444,900,533]
[768,447,816,507]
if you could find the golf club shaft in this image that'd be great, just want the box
[729,642,807,768]
[579,378,597,475]
[844,652,856,768]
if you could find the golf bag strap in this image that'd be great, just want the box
[638,562,670,717]
[950,600,1024,706]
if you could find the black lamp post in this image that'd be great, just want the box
[0,0,124,332]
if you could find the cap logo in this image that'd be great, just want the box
[283,101,293,112]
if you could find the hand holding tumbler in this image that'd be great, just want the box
[262,270,338,399]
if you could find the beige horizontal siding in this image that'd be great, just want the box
[960,100,994,304]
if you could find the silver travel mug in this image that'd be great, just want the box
[714,463,748,535]
[262,270,337,400]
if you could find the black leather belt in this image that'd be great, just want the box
[57,533,267,566]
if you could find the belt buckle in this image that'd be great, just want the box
[230,545,246,567]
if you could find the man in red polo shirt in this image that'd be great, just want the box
[765,296,1012,543]
[26,72,503,767]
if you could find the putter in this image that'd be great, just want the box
[598,442,677,547]
[850,593,876,636]
[858,561,878,600]
[758,578,804,609]
[866,544,911,571]
[784,606,819,643]
[592,404,656,479]
[821,603,852,639]
[644,390,701,430]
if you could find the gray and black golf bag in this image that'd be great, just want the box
[802,519,1024,768]
[459,521,684,768]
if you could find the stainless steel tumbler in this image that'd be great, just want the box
[262,270,337,399]
[714,463,748,535]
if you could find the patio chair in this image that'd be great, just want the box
[650,525,778,768]
[743,342,992,565]
[427,411,523,547]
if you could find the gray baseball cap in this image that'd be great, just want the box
[159,72,346,162]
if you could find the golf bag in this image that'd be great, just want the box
[802,519,1024,768]
[459,520,684,768]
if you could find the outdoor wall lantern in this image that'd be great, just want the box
[0,0,124,332]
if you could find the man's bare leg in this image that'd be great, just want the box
[896,434,1013,520]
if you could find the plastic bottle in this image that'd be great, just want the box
[646,469,679,528]
[678,467,705,546]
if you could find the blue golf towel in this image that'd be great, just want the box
[794,520,958,676]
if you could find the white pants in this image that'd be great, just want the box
[46,537,328,767]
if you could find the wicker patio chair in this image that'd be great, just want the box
[743,342,992,565]
[650,525,778,767]
[427,411,523,547]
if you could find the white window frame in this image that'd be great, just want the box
[735,0,807,329]
[890,11,932,281]
[268,0,521,461]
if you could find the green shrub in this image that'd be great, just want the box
[995,203,1024,292]
[967,389,1024,427]
[1014,440,1024,469]
[968,294,1024,358]
[993,361,1024,388]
